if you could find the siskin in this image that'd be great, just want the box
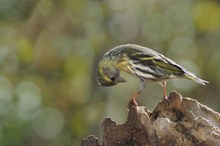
[97,44,208,105]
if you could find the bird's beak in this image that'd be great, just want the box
[117,76,126,83]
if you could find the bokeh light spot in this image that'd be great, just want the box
[193,1,220,32]
[32,107,64,139]
[15,81,41,111]
[109,11,139,42]
[16,38,34,63]
[0,77,13,115]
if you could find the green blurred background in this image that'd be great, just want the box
[0,0,220,145]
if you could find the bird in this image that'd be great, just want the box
[96,44,208,106]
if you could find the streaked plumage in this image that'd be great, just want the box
[97,44,208,105]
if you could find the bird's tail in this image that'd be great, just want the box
[183,72,209,85]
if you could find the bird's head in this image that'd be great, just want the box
[97,59,126,87]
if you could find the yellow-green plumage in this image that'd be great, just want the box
[97,44,208,104]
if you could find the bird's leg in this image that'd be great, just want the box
[130,80,146,106]
[161,81,167,100]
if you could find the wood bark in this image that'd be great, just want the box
[81,91,220,146]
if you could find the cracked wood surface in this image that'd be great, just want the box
[81,92,220,146]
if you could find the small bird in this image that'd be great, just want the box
[97,44,208,105]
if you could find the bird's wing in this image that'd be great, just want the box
[116,44,208,84]
[126,51,185,78]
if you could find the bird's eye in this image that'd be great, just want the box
[110,77,115,82]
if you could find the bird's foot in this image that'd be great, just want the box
[127,96,138,109]
[162,95,170,106]
[131,97,138,107]
[163,95,168,101]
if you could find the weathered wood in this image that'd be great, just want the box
[81,92,220,146]
[81,135,100,146]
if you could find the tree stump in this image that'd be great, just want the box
[81,91,220,146]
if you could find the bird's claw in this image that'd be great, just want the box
[131,97,138,107]
[163,95,168,100]
[127,96,138,109]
